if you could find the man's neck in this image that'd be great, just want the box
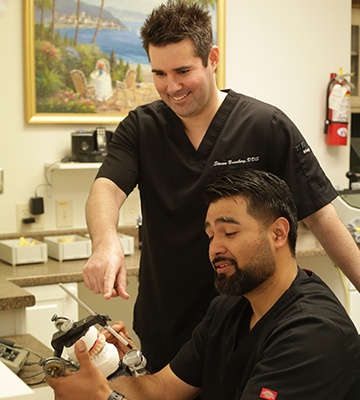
[247,260,298,330]
[181,90,227,150]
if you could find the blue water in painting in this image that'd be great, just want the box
[56,20,148,65]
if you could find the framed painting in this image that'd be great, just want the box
[24,0,226,125]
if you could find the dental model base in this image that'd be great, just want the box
[41,283,148,379]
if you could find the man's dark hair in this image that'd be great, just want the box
[205,170,298,256]
[140,0,214,67]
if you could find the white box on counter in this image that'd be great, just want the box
[118,233,135,255]
[0,238,48,266]
[44,235,91,261]
[84,232,135,256]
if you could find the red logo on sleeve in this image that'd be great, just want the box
[260,387,278,399]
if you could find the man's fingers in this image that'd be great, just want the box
[74,340,92,367]
[82,264,103,294]
[114,265,130,299]
[105,272,129,300]
[103,274,118,299]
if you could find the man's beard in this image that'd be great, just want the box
[214,236,276,296]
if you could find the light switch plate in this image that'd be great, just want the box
[55,200,73,228]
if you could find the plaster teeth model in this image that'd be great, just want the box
[89,331,106,357]
[65,325,120,377]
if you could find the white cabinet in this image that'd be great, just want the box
[22,282,78,349]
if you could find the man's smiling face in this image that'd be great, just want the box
[149,38,218,119]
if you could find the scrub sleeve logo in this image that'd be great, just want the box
[259,387,278,399]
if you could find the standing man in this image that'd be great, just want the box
[83,0,360,372]
[49,171,360,400]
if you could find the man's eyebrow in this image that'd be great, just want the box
[204,217,241,230]
[151,65,192,74]
[174,65,192,71]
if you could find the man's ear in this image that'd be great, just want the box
[271,217,290,249]
[208,45,220,69]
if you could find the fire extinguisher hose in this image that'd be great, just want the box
[324,77,337,134]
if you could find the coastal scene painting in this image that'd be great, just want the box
[24,0,223,124]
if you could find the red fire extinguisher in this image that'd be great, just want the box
[324,71,352,146]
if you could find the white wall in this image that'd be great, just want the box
[0,0,352,234]
[226,0,351,189]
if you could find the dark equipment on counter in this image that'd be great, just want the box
[0,339,29,374]
[70,127,113,162]
[346,170,360,189]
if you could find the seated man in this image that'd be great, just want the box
[47,170,360,400]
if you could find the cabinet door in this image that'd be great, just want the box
[24,283,78,348]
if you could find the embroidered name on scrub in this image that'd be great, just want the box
[213,156,260,167]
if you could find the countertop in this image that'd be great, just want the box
[0,224,325,312]
[0,227,140,311]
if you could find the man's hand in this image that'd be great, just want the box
[82,243,129,300]
[103,321,136,358]
[84,178,129,300]
[47,340,112,400]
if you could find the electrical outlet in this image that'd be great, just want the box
[56,200,73,228]
[16,202,44,231]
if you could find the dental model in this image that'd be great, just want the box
[65,325,120,377]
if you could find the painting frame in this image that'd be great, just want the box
[24,0,226,125]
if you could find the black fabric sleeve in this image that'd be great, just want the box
[96,110,140,196]
[169,297,223,388]
[240,316,356,399]
[267,108,338,220]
